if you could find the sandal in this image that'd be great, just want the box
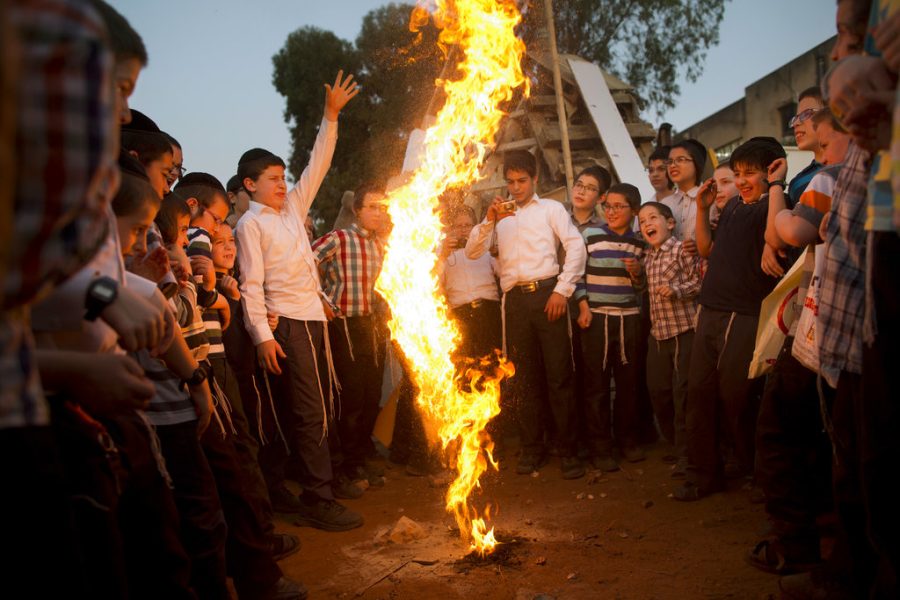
[746,538,820,575]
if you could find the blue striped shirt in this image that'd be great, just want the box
[574,225,646,314]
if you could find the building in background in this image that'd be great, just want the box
[675,36,835,172]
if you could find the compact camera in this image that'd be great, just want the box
[499,200,517,214]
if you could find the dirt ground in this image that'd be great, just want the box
[274,442,784,600]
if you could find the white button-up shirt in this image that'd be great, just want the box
[662,186,699,241]
[438,249,500,309]
[236,118,337,345]
[465,195,586,297]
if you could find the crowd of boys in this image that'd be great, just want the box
[2,0,898,599]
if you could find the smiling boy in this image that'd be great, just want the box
[638,202,701,477]
[676,137,789,501]
[574,183,647,468]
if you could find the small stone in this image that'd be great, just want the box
[535,556,547,566]
[599,493,607,498]
[524,518,534,525]
[618,532,629,539]
[667,493,674,499]
[576,492,585,500]
[566,572,577,581]
[642,500,654,509]
[379,515,427,544]
[530,471,540,478]
[587,494,595,500]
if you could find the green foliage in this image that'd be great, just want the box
[272,1,726,228]
[271,4,442,229]
[527,0,727,115]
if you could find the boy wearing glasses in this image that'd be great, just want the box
[664,140,709,244]
[178,173,231,312]
[311,182,388,493]
[575,183,647,469]
[786,87,826,207]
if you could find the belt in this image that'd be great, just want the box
[452,298,496,311]
[510,277,556,294]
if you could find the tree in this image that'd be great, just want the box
[271,4,443,229]
[524,0,727,115]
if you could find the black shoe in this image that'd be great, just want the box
[515,452,547,475]
[332,476,364,500]
[363,460,386,478]
[295,498,364,532]
[271,533,301,561]
[560,456,585,480]
[589,454,620,472]
[270,485,303,513]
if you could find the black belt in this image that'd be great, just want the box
[509,277,556,294]
[452,298,497,311]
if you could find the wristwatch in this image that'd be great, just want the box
[767,179,787,189]
[184,363,209,387]
[84,276,119,321]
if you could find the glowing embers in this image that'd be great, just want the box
[375,0,528,556]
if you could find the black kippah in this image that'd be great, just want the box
[118,148,149,181]
[238,147,276,166]
[226,174,242,192]
[177,172,225,192]
[122,109,161,133]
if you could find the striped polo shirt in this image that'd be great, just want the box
[574,224,646,315]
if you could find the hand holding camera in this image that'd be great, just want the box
[487,195,516,223]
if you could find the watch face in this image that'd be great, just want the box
[95,285,116,301]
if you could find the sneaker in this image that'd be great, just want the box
[515,452,547,475]
[269,576,308,600]
[560,456,586,480]
[295,498,364,532]
[621,446,646,463]
[363,460,386,478]
[589,454,620,472]
[271,533,301,561]
[332,476,364,500]
[270,485,303,514]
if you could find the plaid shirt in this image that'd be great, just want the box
[1,0,115,429]
[818,141,869,387]
[643,237,701,341]
[312,223,385,317]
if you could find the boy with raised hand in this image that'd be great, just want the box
[466,149,587,480]
[311,181,387,494]
[574,183,647,469]
[236,71,363,532]
[638,202,701,478]
[675,137,788,502]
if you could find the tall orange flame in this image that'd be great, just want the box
[375,0,528,556]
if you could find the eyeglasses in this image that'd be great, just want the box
[169,164,186,179]
[601,203,631,213]
[665,157,693,167]
[788,108,822,128]
[573,181,599,194]
[205,209,224,226]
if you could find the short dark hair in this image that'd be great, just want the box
[730,137,786,173]
[155,191,191,245]
[812,108,847,134]
[237,148,285,191]
[226,174,242,193]
[162,132,181,150]
[121,131,172,165]
[89,0,148,65]
[175,172,227,209]
[352,181,383,213]
[606,183,641,211]
[503,150,537,178]
[638,201,674,221]
[798,86,824,105]
[575,165,612,194]
[649,145,670,163]
[111,173,159,218]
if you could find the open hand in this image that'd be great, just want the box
[695,178,717,211]
[767,158,788,183]
[324,70,360,121]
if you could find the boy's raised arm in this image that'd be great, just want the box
[287,71,359,219]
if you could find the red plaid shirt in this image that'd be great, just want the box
[1,0,115,428]
[312,224,384,317]
[643,237,701,341]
